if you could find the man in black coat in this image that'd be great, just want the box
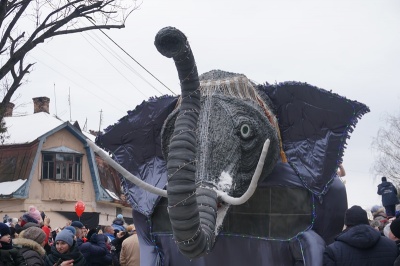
[377,176,399,217]
[323,205,398,265]
[389,218,400,266]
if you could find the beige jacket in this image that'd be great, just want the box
[120,233,140,266]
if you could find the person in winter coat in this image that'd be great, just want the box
[103,226,115,242]
[377,176,399,217]
[17,206,42,233]
[110,230,129,266]
[80,232,112,265]
[44,229,86,266]
[13,226,46,266]
[111,215,126,233]
[323,205,398,266]
[119,224,140,266]
[0,222,25,266]
[387,218,400,265]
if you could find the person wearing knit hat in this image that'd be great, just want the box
[70,221,84,229]
[28,205,42,224]
[0,222,10,240]
[389,218,400,265]
[55,229,74,248]
[20,227,46,246]
[324,205,398,265]
[13,227,46,265]
[64,226,76,236]
[45,229,86,266]
[390,218,400,240]
[344,205,370,227]
[70,221,85,248]
[0,222,26,265]
[112,214,126,233]
[20,212,39,229]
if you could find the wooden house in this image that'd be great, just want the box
[0,97,131,229]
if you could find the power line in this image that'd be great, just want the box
[78,32,149,98]
[82,29,166,96]
[96,28,176,96]
[29,53,129,114]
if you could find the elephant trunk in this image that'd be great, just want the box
[155,27,217,258]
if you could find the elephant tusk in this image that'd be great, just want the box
[86,139,168,197]
[215,139,270,205]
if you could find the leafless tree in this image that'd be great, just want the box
[372,113,400,187]
[0,0,139,131]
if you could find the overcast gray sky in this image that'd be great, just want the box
[14,0,400,208]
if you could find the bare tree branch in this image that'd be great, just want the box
[0,0,139,131]
[372,112,400,187]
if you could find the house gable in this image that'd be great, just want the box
[1,121,115,202]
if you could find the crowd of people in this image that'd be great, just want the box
[2,176,400,265]
[323,176,400,265]
[0,206,139,266]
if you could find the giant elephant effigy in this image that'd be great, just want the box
[95,27,369,265]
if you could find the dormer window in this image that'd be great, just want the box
[41,146,83,181]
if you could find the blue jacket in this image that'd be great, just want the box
[377,181,399,206]
[111,218,125,232]
[80,233,112,266]
[323,224,398,265]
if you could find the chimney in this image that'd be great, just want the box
[33,97,50,114]
[3,102,15,117]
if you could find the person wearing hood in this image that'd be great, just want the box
[377,176,399,217]
[13,227,46,266]
[111,214,126,233]
[44,229,86,266]
[323,205,398,265]
[80,232,112,265]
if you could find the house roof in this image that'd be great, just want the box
[3,112,64,144]
[0,179,27,198]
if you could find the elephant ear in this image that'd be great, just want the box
[260,82,369,198]
[96,96,178,216]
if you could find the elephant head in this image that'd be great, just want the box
[154,27,281,258]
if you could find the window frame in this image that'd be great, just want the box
[41,152,83,181]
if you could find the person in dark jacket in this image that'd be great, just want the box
[110,230,129,266]
[111,215,126,233]
[377,176,399,217]
[0,222,25,266]
[13,226,46,266]
[80,233,112,265]
[388,218,400,265]
[44,229,86,266]
[70,221,85,248]
[323,205,398,265]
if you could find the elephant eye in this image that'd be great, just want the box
[240,124,251,139]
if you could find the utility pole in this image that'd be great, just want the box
[98,109,103,134]
[83,118,87,132]
[53,83,58,117]
[68,87,72,122]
